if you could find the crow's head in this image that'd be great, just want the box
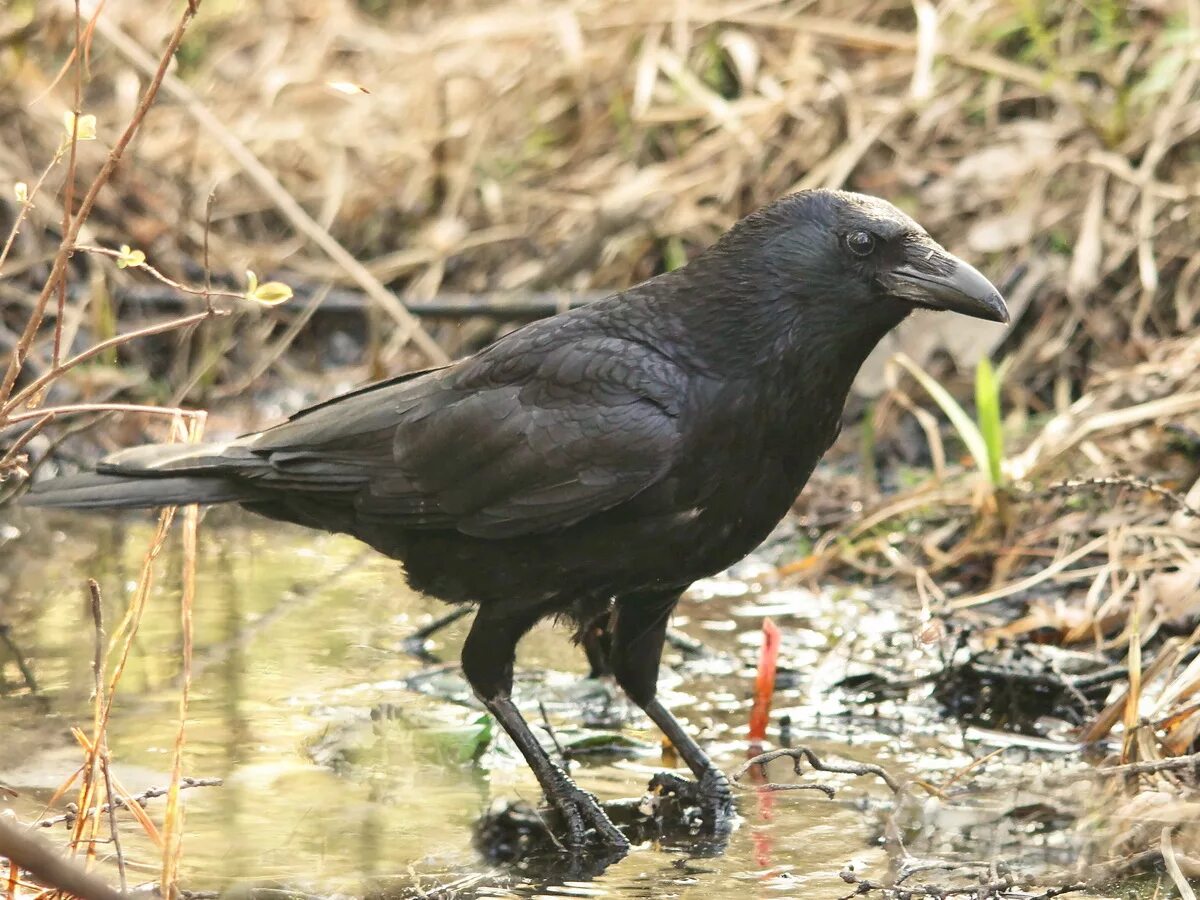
[733,189,1009,325]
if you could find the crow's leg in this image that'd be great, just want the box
[462,603,629,855]
[610,590,733,824]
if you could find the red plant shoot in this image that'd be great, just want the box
[748,616,781,743]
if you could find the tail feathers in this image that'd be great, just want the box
[26,441,261,510]
[24,471,251,510]
[98,441,261,476]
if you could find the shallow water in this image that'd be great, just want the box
[0,510,1111,898]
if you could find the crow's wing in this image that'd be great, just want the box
[244,332,685,539]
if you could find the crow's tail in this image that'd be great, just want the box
[24,442,259,510]
[22,472,248,509]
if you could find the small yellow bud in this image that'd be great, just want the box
[116,244,146,269]
[244,270,293,306]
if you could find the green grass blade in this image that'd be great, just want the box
[894,353,991,482]
[974,357,1005,486]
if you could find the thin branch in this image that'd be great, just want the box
[0,146,66,276]
[3,309,221,417]
[88,10,450,367]
[75,245,248,301]
[1031,475,1200,518]
[731,746,903,795]
[0,411,53,473]
[203,188,215,313]
[1095,750,1200,778]
[0,0,205,406]
[89,581,127,893]
[5,403,204,427]
[35,778,223,830]
[53,0,86,370]
[0,818,125,900]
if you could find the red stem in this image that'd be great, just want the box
[748,616,781,743]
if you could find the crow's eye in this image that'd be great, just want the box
[846,231,876,257]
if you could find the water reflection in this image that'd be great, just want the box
[0,509,1065,898]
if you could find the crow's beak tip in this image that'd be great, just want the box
[980,288,1011,325]
[988,297,1008,326]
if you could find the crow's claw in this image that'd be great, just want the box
[550,785,630,854]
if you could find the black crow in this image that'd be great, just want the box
[25,189,1008,855]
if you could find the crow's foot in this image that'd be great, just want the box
[549,783,630,855]
[646,767,734,830]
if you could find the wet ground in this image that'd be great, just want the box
[0,510,1128,898]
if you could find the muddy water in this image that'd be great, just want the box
[0,511,1096,898]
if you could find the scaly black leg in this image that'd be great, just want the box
[461,603,629,855]
[609,589,734,824]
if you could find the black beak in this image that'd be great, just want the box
[886,246,1010,324]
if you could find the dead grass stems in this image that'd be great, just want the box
[0,2,219,897]
[802,328,1200,885]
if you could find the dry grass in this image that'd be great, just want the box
[1,3,210,896]
[798,325,1200,886]
[4,0,1200,404]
